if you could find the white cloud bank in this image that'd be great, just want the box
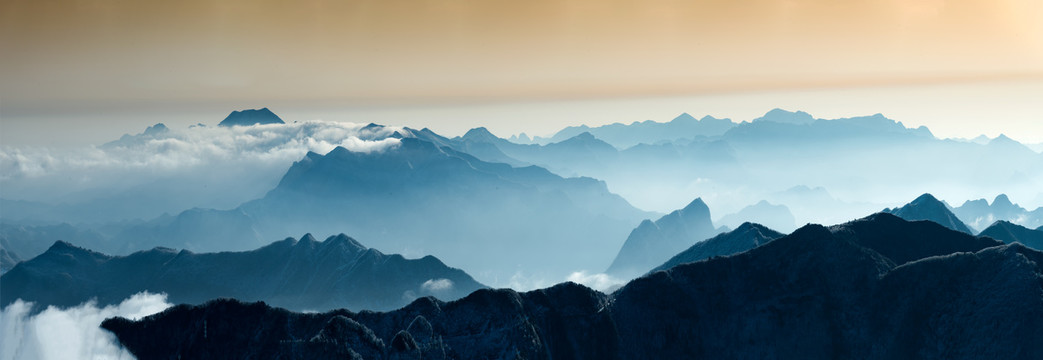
[0,121,406,220]
[566,271,627,293]
[0,292,172,360]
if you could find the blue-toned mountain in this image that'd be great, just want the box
[1,234,483,312]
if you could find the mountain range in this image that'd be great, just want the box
[525,112,736,149]
[101,213,1043,359]
[2,130,653,287]
[954,194,1043,232]
[1,234,484,312]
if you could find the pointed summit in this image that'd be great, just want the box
[671,112,697,123]
[681,197,709,214]
[992,194,1013,208]
[218,108,285,127]
[606,196,719,278]
[884,193,972,234]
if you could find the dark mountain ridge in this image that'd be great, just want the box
[103,213,1042,359]
[1,234,484,312]
[650,222,783,273]
[979,220,1043,250]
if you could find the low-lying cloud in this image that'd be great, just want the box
[0,292,172,360]
[0,121,405,221]
[566,271,627,293]
[420,278,454,294]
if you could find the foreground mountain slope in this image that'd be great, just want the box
[1,234,484,312]
[605,198,719,278]
[650,222,783,273]
[103,214,1041,359]
[979,221,1043,250]
[884,193,973,234]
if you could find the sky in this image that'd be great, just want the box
[2,0,1042,145]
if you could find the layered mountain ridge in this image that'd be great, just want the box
[1,234,484,312]
[102,213,1043,359]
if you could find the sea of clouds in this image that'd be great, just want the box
[0,292,172,360]
[0,121,405,221]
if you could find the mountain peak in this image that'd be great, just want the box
[910,193,942,205]
[218,108,285,127]
[682,197,709,214]
[884,193,972,234]
[324,234,367,253]
[461,127,498,142]
[46,240,79,252]
[671,112,697,122]
[572,132,596,141]
[992,194,1013,208]
[142,123,169,136]
[753,108,815,125]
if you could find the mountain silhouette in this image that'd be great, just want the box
[534,112,736,149]
[606,198,720,279]
[650,222,783,273]
[979,220,1043,250]
[752,108,816,125]
[1,234,484,312]
[102,213,1042,359]
[954,194,1042,231]
[883,193,973,234]
[239,136,649,285]
[218,107,285,127]
[717,200,797,233]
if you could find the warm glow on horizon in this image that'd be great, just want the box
[1,0,1041,145]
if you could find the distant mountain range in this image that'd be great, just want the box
[102,213,1043,359]
[525,112,736,149]
[2,131,652,287]
[605,198,721,279]
[884,193,973,234]
[716,200,797,233]
[954,194,1043,232]
[1,234,484,312]
[236,136,650,285]
[473,109,1043,218]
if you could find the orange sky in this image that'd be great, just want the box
[1,0,1041,143]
